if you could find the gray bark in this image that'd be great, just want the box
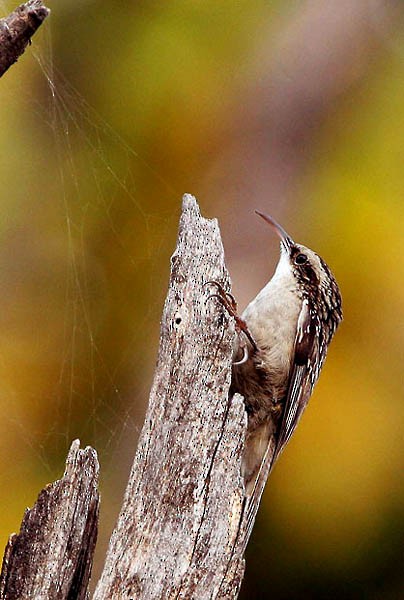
[1,196,250,599]
[0,440,99,600]
[0,0,50,78]
[94,195,248,600]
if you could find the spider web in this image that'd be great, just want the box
[0,5,180,539]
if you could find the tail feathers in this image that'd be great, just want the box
[240,422,278,553]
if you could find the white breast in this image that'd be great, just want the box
[241,253,301,372]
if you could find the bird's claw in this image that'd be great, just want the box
[233,343,249,365]
[204,281,238,313]
[205,281,259,354]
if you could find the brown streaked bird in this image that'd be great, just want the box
[210,212,342,544]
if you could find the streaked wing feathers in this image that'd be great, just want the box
[242,299,318,550]
[273,298,318,459]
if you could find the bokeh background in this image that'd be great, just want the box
[0,1,403,598]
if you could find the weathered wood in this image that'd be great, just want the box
[94,195,248,600]
[0,0,49,78]
[1,196,251,599]
[0,440,99,600]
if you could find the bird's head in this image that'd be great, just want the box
[255,210,342,324]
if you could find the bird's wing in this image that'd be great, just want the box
[241,299,319,551]
[272,298,318,460]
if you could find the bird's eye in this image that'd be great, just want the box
[295,253,308,265]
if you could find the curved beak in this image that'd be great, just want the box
[255,211,294,252]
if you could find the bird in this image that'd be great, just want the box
[209,212,342,545]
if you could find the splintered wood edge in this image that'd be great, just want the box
[94,194,248,599]
[0,439,100,600]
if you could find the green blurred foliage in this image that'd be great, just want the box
[0,1,403,598]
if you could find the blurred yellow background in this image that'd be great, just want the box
[0,1,403,598]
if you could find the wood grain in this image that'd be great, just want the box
[94,195,248,600]
[0,440,99,600]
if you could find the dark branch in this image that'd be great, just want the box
[0,0,50,78]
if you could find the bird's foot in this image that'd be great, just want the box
[205,281,259,354]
